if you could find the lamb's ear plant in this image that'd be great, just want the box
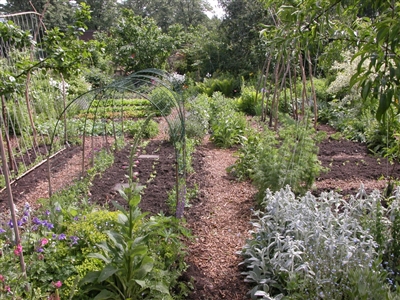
[239,186,399,299]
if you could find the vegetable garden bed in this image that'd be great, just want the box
[1,123,399,299]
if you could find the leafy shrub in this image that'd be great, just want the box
[237,85,260,116]
[207,92,247,148]
[210,109,247,148]
[185,94,211,142]
[311,78,330,102]
[196,75,240,98]
[83,66,113,88]
[251,123,324,198]
[209,91,238,113]
[239,186,400,299]
[227,130,261,181]
[127,119,159,139]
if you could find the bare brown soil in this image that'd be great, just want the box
[1,124,400,299]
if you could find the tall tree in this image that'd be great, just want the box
[99,9,175,74]
[121,0,211,31]
[219,0,270,75]
[79,0,120,30]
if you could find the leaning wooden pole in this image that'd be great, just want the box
[1,95,18,173]
[0,119,27,278]
[60,73,68,144]
[24,71,39,148]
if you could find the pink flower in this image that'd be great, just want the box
[13,244,22,256]
[4,285,11,293]
[40,238,48,247]
[0,274,4,282]
[53,281,62,289]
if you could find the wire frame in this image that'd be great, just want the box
[49,69,188,218]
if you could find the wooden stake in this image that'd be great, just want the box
[0,118,27,278]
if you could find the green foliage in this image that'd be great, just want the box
[219,0,268,75]
[237,85,260,116]
[311,78,330,102]
[0,22,34,96]
[227,131,261,181]
[210,110,247,148]
[123,0,210,31]
[350,2,400,122]
[149,86,175,116]
[239,187,398,299]
[5,98,30,136]
[174,24,224,78]
[40,3,93,79]
[80,183,188,299]
[127,119,160,139]
[103,9,174,74]
[185,94,211,142]
[0,203,118,299]
[207,92,247,148]
[251,123,324,198]
[196,75,240,98]
[166,182,198,215]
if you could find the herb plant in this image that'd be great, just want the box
[251,123,324,198]
[239,186,400,299]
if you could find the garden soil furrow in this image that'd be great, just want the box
[184,138,257,299]
[0,137,109,218]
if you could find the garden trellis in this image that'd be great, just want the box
[0,12,188,222]
[48,69,188,218]
[0,11,51,281]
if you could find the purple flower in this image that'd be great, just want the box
[58,233,66,240]
[32,217,42,225]
[70,236,79,246]
[45,210,50,216]
[7,220,13,228]
[0,228,5,234]
[32,225,39,231]
[17,219,24,227]
[73,216,79,221]
[36,247,44,253]
[43,220,54,230]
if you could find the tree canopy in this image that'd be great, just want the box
[121,0,211,31]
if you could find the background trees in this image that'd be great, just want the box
[218,0,270,75]
[99,9,176,75]
[120,0,211,31]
